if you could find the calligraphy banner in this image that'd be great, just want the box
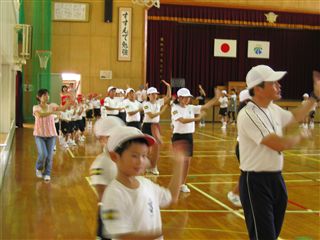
[118,7,132,61]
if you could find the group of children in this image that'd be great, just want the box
[86,81,223,239]
[33,79,319,239]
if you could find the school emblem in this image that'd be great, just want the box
[172,110,178,115]
[90,168,103,176]
[102,209,120,220]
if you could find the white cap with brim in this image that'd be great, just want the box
[177,88,193,97]
[108,86,117,92]
[107,126,156,152]
[126,88,135,95]
[147,87,159,95]
[246,65,287,89]
[239,89,251,102]
[94,117,125,138]
[221,90,227,94]
[303,93,309,98]
[116,88,124,94]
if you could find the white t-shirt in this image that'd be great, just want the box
[61,109,73,121]
[90,149,117,186]
[143,99,164,123]
[93,99,101,109]
[219,96,228,108]
[86,99,94,110]
[237,101,293,171]
[101,177,171,239]
[171,104,201,134]
[104,97,119,115]
[124,99,142,122]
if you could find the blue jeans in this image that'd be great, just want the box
[35,136,56,176]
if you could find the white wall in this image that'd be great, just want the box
[0,0,19,187]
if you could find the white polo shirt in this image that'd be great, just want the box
[101,177,171,239]
[104,97,119,115]
[237,101,293,172]
[123,99,142,122]
[143,99,164,123]
[171,104,201,134]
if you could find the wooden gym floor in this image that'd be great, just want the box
[0,122,319,239]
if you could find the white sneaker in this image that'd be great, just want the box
[150,168,160,175]
[44,175,51,181]
[53,145,56,151]
[180,184,191,193]
[36,169,43,178]
[227,191,242,207]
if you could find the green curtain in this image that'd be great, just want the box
[23,0,51,121]
[31,0,52,95]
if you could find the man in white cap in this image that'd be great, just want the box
[90,117,125,240]
[237,65,320,240]
[104,86,123,118]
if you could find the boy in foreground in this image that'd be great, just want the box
[101,126,184,239]
[90,117,125,239]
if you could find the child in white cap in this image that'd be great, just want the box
[219,90,229,129]
[171,87,220,193]
[101,126,184,239]
[104,86,123,118]
[115,88,126,122]
[123,88,144,129]
[90,117,125,240]
[142,80,171,175]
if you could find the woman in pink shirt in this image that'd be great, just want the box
[33,89,69,181]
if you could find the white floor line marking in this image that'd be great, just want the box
[160,154,236,158]
[190,179,319,184]
[85,177,98,197]
[188,183,245,220]
[67,148,75,158]
[285,152,320,163]
[196,131,228,141]
[163,226,247,234]
[145,171,320,178]
[188,183,285,240]
[161,209,320,214]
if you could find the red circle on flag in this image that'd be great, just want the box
[221,43,230,53]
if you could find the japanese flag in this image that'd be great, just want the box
[247,40,270,59]
[214,39,237,58]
